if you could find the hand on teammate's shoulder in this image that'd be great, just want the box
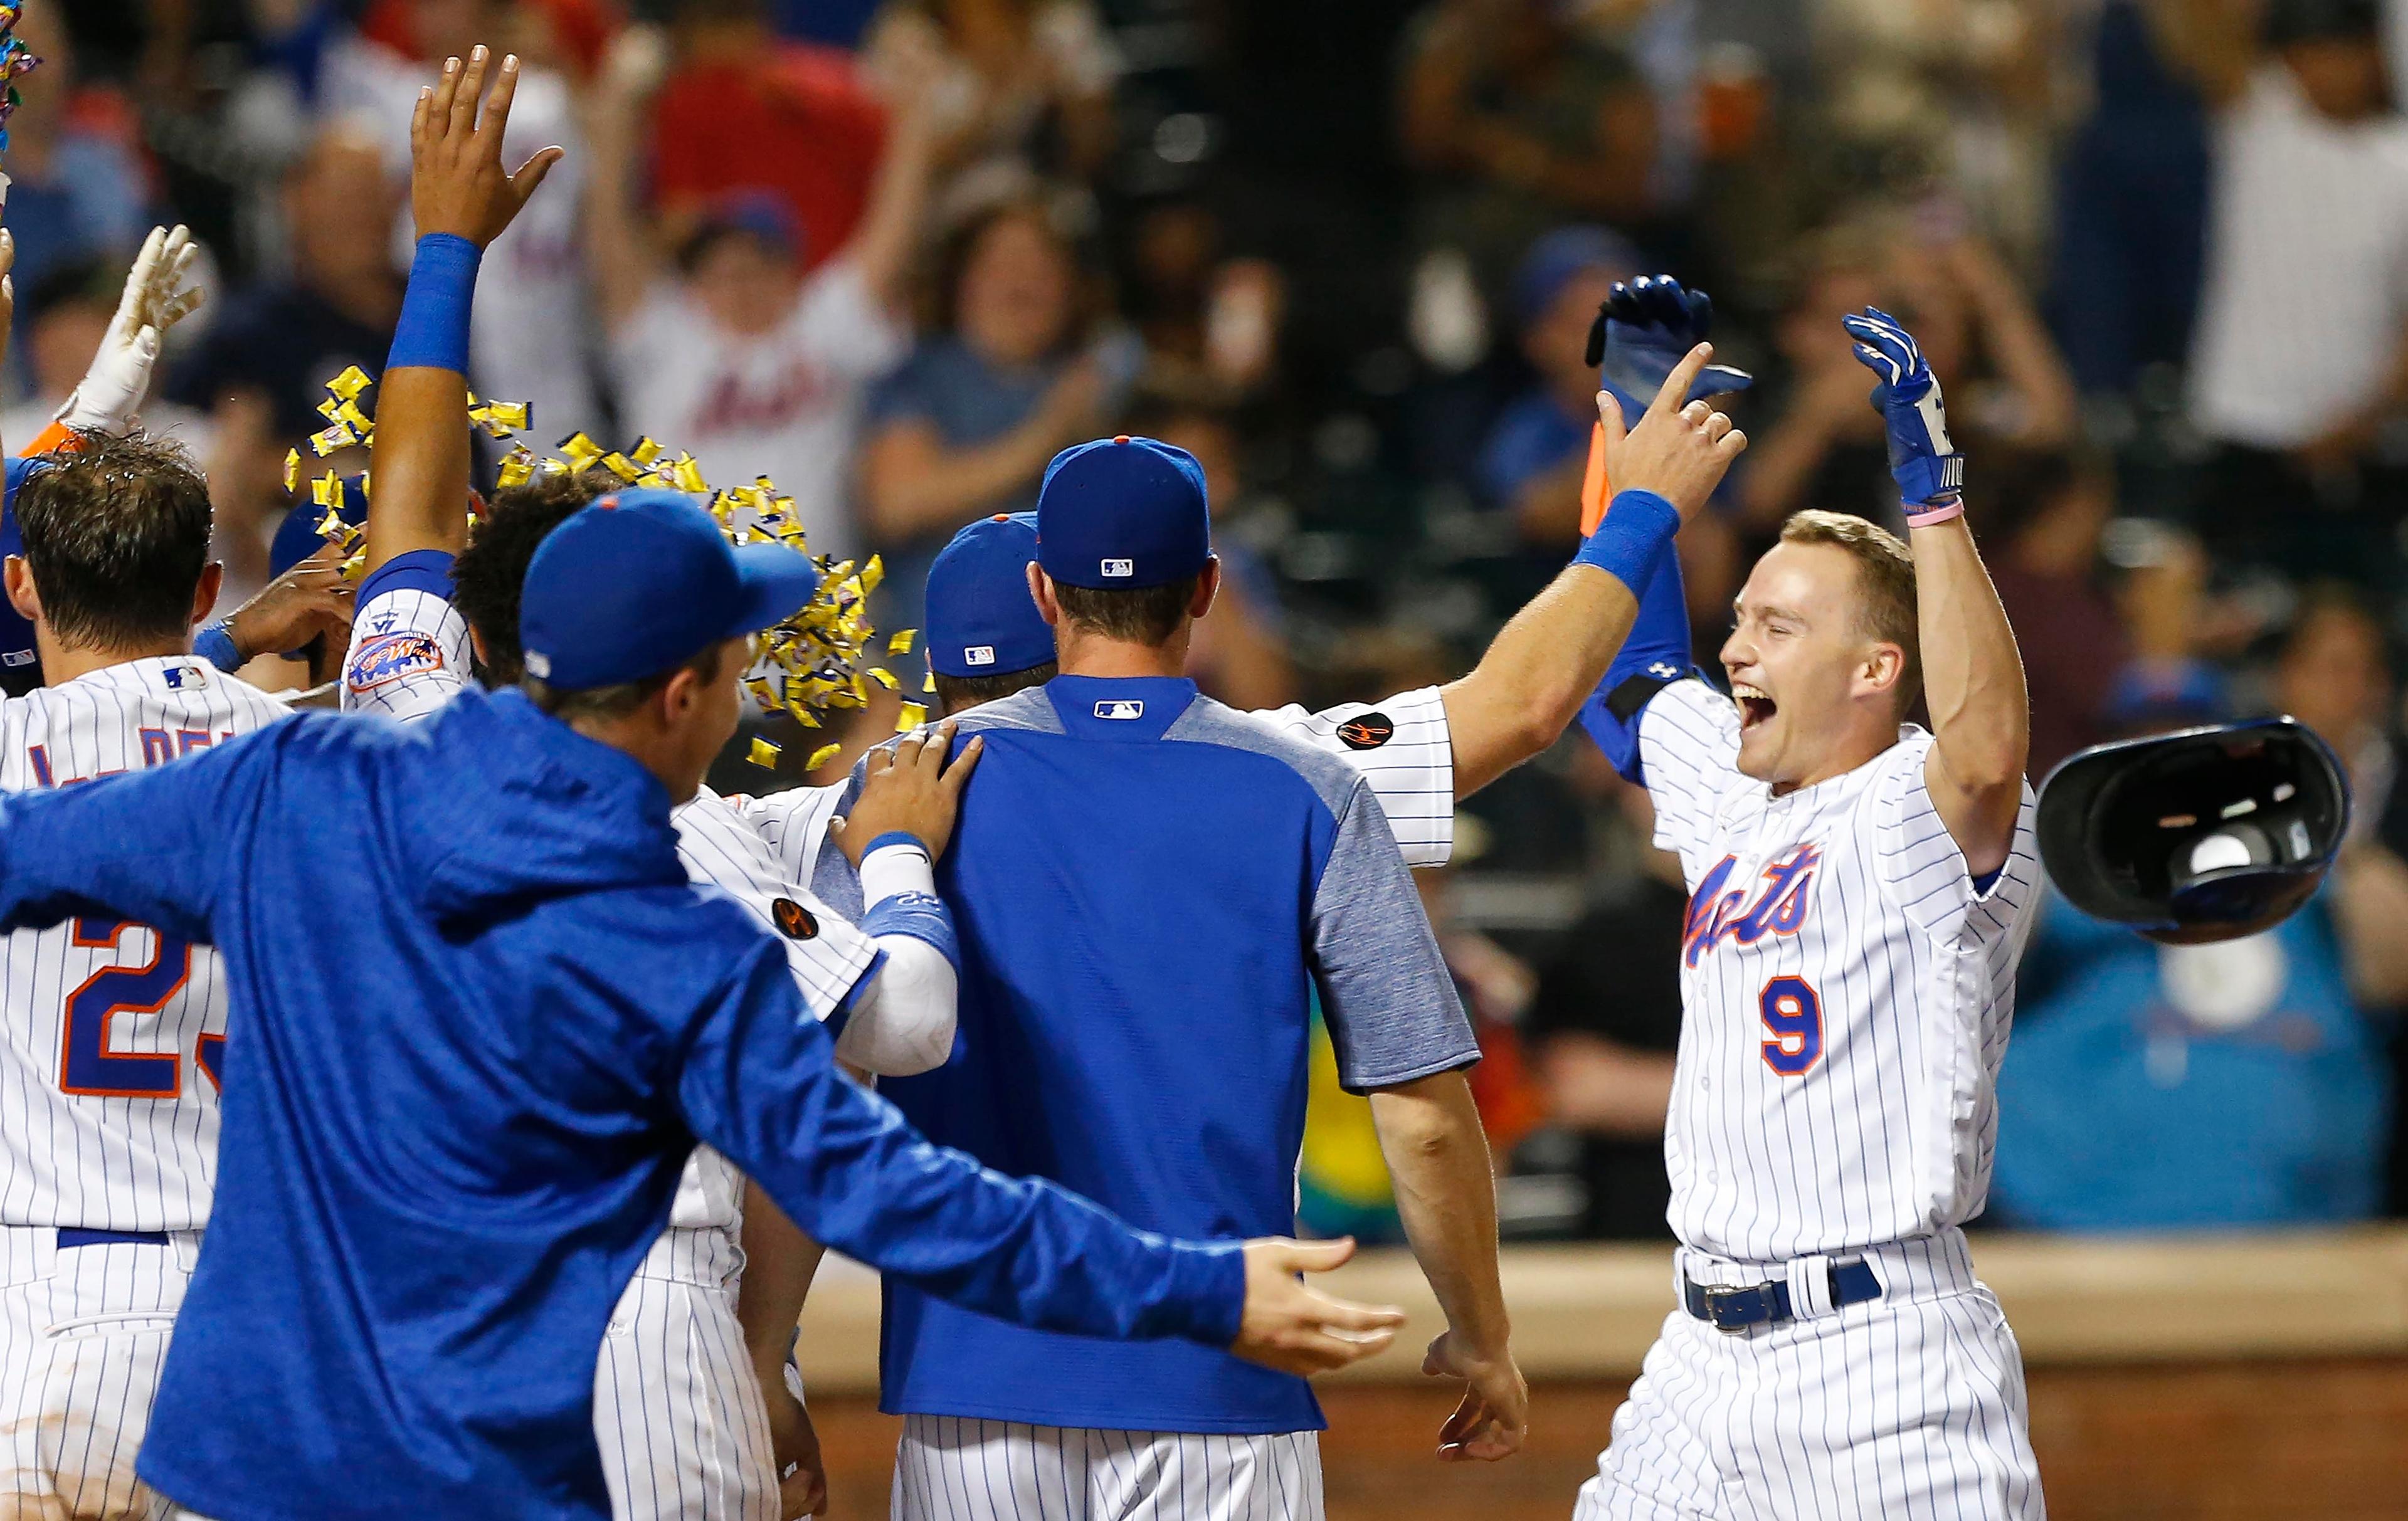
[829,723,985,866]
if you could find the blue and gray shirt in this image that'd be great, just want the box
[837,675,1479,1434]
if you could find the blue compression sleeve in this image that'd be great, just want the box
[386,235,482,375]
[1577,525,1696,784]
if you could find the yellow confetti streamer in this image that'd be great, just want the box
[557,433,605,473]
[897,702,927,732]
[327,366,374,403]
[860,555,885,594]
[629,437,663,467]
[746,737,781,769]
[887,628,917,655]
[308,421,358,458]
[923,668,937,693]
[805,742,843,772]
[283,449,300,495]
[865,666,899,690]
[497,448,535,490]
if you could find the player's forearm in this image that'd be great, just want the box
[366,239,482,574]
[1442,565,1639,799]
[735,1183,828,1374]
[1368,1071,1510,1355]
[1914,513,2029,865]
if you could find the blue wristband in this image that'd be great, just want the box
[194,623,243,673]
[860,891,961,975]
[1572,488,1681,596]
[386,234,482,375]
[862,831,929,860]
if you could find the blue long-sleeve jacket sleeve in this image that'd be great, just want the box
[1576,537,1696,785]
[678,942,1247,1348]
[0,722,274,940]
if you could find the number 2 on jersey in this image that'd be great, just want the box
[61,919,208,1099]
[1758,976,1822,1076]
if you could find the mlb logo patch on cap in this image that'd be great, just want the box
[1101,559,1134,578]
[963,645,996,667]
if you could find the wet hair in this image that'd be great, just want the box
[1778,510,1921,713]
[932,661,1057,716]
[1052,576,1202,648]
[14,429,213,650]
[448,470,615,684]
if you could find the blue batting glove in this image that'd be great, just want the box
[1585,275,1753,420]
[1843,306,1965,513]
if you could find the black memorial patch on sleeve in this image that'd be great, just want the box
[771,897,819,940]
[1336,713,1395,751]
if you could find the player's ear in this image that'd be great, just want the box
[190,562,224,629]
[1857,643,1905,702]
[1189,557,1221,621]
[1027,562,1064,629]
[3,555,37,623]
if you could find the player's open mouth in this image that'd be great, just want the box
[1734,684,1776,730]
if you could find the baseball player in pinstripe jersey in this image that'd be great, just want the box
[0,421,355,1517]
[1573,299,2045,1517]
[338,52,975,1520]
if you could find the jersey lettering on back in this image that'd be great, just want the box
[0,658,292,1231]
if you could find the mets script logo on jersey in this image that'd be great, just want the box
[346,631,445,693]
[1094,700,1144,720]
[1682,845,1820,967]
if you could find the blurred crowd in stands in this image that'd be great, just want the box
[29,0,2408,1239]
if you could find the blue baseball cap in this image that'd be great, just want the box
[268,476,369,579]
[519,488,821,691]
[926,512,1055,677]
[1035,435,1211,591]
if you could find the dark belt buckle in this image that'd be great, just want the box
[1701,1284,1767,1334]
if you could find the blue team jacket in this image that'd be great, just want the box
[0,687,1243,1521]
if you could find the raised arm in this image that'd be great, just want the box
[366,47,563,577]
[1846,308,2028,877]
[581,27,670,339]
[1443,295,1748,797]
[847,80,941,312]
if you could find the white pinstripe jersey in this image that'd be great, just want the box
[735,683,1460,883]
[1638,680,2039,1261]
[335,561,881,1234]
[0,658,292,1231]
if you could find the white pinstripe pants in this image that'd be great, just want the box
[1576,1232,2044,1520]
[892,1415,1326,1521]
[595,1227,781,1521]
[0,1227,199,1521]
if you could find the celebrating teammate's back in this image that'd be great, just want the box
[0,429,291,1517]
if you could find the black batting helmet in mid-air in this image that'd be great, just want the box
[2036,718,2350,945]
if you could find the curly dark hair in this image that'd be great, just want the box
[448,470,614,684]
